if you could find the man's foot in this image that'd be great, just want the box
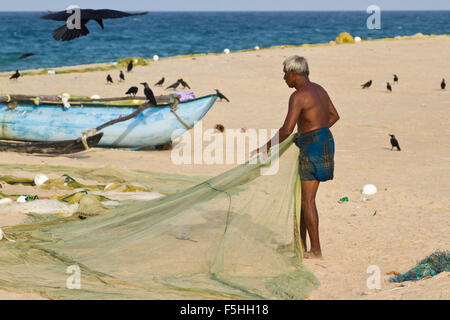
[303,251,323,259]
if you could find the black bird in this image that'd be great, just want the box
[393,74,398,83]
[179,78,191,89]
[441,79,446,90]
[215,89,230,102]
[127,60,133,73]
[119,71,125,81]
[106,74,113,84]
[125,86,138,97]
[389,134,401,151]
[18,52,36,60]
[141,83,157,106]
[166,80,180,90]
[41,9,148,42]
[387,82,392,93]
[9,70,20,80]
[155,77,165,86]
[361,80,372,89]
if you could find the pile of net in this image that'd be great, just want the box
[390,251,450,283]
[0,136,319,299]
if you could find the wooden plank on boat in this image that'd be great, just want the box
[0,132,103,154]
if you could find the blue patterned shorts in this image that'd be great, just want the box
[294,127,335,182]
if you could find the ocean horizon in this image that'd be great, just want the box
[0,10,449,72]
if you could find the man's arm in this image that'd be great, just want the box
[327,95,339,128]
[263,93,302,152]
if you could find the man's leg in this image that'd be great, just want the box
[301,179,322,258]
[300,208,307,252]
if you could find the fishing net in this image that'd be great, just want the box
[0,136,319,299]
[390,251,450,283]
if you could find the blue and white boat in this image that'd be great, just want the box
[0,94,218,148]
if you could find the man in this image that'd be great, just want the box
[253,56,339,258]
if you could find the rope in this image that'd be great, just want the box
[170,99,192,129]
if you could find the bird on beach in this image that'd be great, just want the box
[141,83,157,106]
[386,82,392,93]
[106,74,113,84]
[154,77,165,86]
[215,89,230,102]
[389,134,401,151]
[125,86,138,97]
[18,53,36,60]
[361,80,372,89]
[441,79,446,90]
[127,60,133,73]
[393,74,398,83]
[179,79,191,89]
[166,80,180,90]
[40,9,148,42]
[9,70,20,80]
[119,71,125,81]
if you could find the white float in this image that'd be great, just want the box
[361,184,377,201]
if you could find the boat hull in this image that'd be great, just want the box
[0,95,217,148]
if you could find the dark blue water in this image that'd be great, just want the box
[0,11,449,72]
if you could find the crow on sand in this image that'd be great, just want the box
[125,86,138,97]
[387,82,392,92]
[166,80,180,90]
[389,134,401,151]
[154,77,165,86]
[215,89,230,102]
[179,79,191,89]
[9,70,20,80]
[361,80,372,89]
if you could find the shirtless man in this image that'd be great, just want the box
[254,55,339,258]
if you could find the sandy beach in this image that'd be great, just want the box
[0,36,449,299]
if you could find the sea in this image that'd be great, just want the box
[0,11,449,72]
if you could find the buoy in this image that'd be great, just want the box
[34,174,49,186]
[361,184,377,201]
[17,196,27,203]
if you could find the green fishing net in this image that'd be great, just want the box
[0,136,319,299]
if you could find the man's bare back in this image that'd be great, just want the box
[291,82,338,135]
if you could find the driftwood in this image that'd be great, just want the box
[0,133,103,154]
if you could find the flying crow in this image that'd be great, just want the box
[41,9,148,42]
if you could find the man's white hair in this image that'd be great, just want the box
[283,55,309,76]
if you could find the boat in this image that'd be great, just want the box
[0,94,218,148]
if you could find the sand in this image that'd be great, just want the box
[0,36,449,300]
